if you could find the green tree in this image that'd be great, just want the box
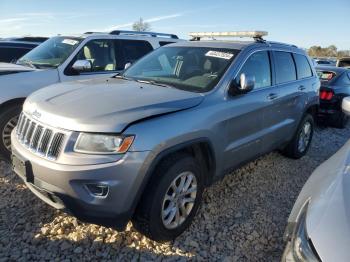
[132,18,151,32]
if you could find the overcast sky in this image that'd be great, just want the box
[0,0,349,49]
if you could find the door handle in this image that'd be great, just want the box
[267,93,278,100]
[298,85,306,91]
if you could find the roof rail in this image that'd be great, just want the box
[110,30,179,39]
[189,31,268,42]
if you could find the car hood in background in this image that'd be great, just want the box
[0,62,36,75]
[24,78,205,133]
[305,139,350,262]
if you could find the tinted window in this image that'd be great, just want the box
[0,47,31,62]
[159,41,175,46]
[293,54,312,79]
[238,51,271,88]
[274,52,296,84]
[120,40,153,64]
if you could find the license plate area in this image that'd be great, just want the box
[12,154,34,183]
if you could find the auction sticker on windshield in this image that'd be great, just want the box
[62,39,79,45]
[205,51,234,60]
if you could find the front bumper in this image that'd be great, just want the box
[11,131,151,230]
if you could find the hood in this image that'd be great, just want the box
[305,140,350,261]
[0,62,36,75]
[24,78,205,132]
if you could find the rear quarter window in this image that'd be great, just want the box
[293,54,313,79]
[274,51,297,84]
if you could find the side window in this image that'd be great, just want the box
[293,53,313,79]
[75,39,116,72]
[119,40,153,65]
[274,51,297,84]
[238,51,271,89]
[159,41,175,46]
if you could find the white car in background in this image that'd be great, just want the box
[0,30,181,160]
[282,97,350,261]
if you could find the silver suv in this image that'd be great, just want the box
[11,31,320,241]
[0,30,181,160]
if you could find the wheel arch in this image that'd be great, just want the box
[0,98,26,113]
[130,138,216,218]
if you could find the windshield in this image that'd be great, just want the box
[123,46,239,92]
[17,36,82,68]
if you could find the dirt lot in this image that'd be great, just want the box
[1,123,349,261]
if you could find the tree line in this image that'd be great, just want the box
[308,45,350,58]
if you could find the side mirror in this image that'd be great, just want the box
[124,62,132,70]
[342,97,350,116]
[229,73,255,96]
[72,60,92,72]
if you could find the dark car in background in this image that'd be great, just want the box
[337,57,350,68]
[316,66,350,128]
[0,37,48,63]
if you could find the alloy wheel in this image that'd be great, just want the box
[2,116,19,151]
[161,171,197,229]
[298,121,312,153]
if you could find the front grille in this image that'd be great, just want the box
[16,113,66,160]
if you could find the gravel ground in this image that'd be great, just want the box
[1,123,349,261]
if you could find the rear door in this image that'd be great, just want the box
[262,51,305,152]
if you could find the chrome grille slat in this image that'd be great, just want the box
[30,125,43,150]
[47,133,64,159]
[20,118,30,141]
[16,113,66,160]
[38,129,52,154]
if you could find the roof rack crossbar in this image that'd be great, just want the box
[189,31,268,42]
[110,30,179,39]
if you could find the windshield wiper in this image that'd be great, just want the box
[135,79,171,88]
[114,75,136,81]
[17,60,37,69]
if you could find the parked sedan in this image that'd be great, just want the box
[316,66,350,128]
[282,97,350,262]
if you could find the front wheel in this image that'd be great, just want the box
[0,104,22,161]
[132,153,204,242]
[281,114,314,159]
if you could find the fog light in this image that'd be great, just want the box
[85,184,109,197]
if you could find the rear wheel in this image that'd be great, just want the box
[132,153,204,242]
[0,104,22,161]
[281,114,314,159]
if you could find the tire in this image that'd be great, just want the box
[281,114,314,159]
[0,104,22,161]
[332,112,348,129]
[132,153,204,242]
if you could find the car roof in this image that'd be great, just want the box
[167,40,300,52]
[316,65,349,73]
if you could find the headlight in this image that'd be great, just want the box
[283,202,320,262]
[74,133,134,154]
